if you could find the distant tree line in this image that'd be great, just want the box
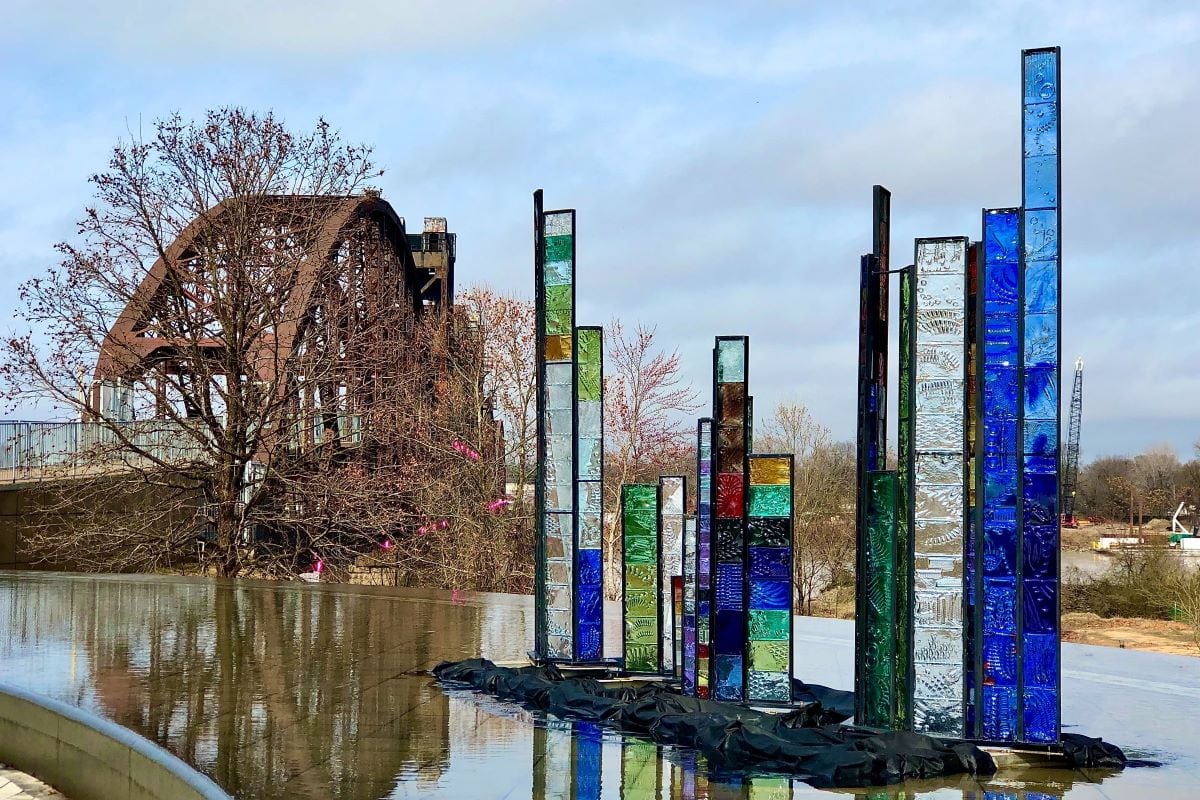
[1075,442,1200,525]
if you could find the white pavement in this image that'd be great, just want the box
[0,768,65,799]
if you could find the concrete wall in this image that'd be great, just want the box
[0,682,229,800]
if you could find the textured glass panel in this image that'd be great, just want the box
[748,609,789,641]
[625,564,654,590]
[749,457,790,486]
[1024,154,1058,208]
[544,233,573,264]
[544,334,572,362]
[914,588,962,629]
[984,315,1019,363]
[861,470,897,727]
[1023,368,1058,420]
[916,453,963,485]
[748,485,791,517]
[577,482,602,514]
[1024,313,1058,369]
[719,383,746,423]
[1025,260,1058,314]
[917,272,965,309]
[983,368,1019,417]
[1023,632,1058,687]
[916,343,963,380]
[748,517,790,547]
[1024,50,1059,104]
[915,484,963,521]
[543,211,573,237]
[747,672,791,704]
[749,580,789,610]
[1024,101,1059,158]
[1023,687,1058,742]
[715,564,742,610]
[1022,579,1058,633]
[625,535,654,564]
[1024,210,1059,262]
[913,628,960,664]
[918,240,967,273]
[1023,472,1057,526]
[983,578,1017,634]
[716,473,745,518]
[716,339,746,383]
[1024,524,1057,578]
[915,307,965,342]
[578,549,602,587]
[982,686,1018,740]
[714,655,743,700]
[914,662,963,701]
[625,589,656,617]
[748,640,789,672]
[577,439,601,481]
[543,259,572,288]
[661,477,685,514]
[716,520,742,562]
[749,547,790,580]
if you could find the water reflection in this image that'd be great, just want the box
[0,574,1170,799]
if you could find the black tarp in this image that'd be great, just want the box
[432,659,1133,788]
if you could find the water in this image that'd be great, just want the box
[0,572,1195,799]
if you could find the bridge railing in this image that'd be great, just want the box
[1,415,365,482]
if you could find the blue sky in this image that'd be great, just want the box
[1,1,1197,461]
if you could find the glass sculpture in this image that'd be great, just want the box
[623,483,660,672]
[575,326,604,660]
[659,475,686,674]
[682,515,698,694]
[695,418,715,698]
[910,237,969,737]
[746,454,793,703]
[712,337,749,701]
[535,194,577,660]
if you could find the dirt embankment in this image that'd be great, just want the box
[807,586,1200,657]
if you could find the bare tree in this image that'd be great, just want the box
[757,401,856,614]
[602,320,700,597]
[0,109,497,580]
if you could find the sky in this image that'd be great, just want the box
[1,1,1197,462]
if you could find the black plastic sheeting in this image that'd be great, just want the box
[431,658,1131,789]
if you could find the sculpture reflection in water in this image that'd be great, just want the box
[0,575,513,800]
[531,718,797,799]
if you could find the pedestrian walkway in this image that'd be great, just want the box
[0,767,64,799]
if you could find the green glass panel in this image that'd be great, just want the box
[861,470,898,728]
[545,283,571,312]
[624,509,657,538]
[748,640,789,672]
[544,234,573,264]
[748,609,789,641]
[625,535,655,564]
[545,307,571,336]
[716,339,745,383]
[576,328,602,402]
[624,610,657,639]
[625,644,657,673]
[748,485,791,517]
[623,484,657,511]
[625,564,655,590]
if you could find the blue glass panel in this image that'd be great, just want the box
[982,634,1018,684]
[982,524,1017,577]
[1024,420,1057,456]
[1024,210,1059,262]
[982,685,1018,740]
[1023,368,1058,419]
[748,580,790,610]
[1023,687,1058,742]
[983,368,1019,415]
[578,549,602,585]
[1024,51,1059,105]
[715,564,742,610]
[982,418,1018,459]
[1023,102,1059,158]
[748,547,790,580]
[714,612,742,654]
[1024,313,1058,369]
[984,315,1019,362]
[1023,633,1058,687]
[578,585,602,620]
[983,578,1017,634]
[714,655,744,699]
[1024,450,1055,478]
[1023,580,1058,633]
[1024,525,1058,578]
[578,625,602,660]
[1023,472,1058,525]
[1025,260,1058,314]
[984,211,1020,262]
[1024,154,1058,208]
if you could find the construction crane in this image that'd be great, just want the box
[1061,358,1084,528]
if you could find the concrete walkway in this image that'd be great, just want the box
[0,767,64,799]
